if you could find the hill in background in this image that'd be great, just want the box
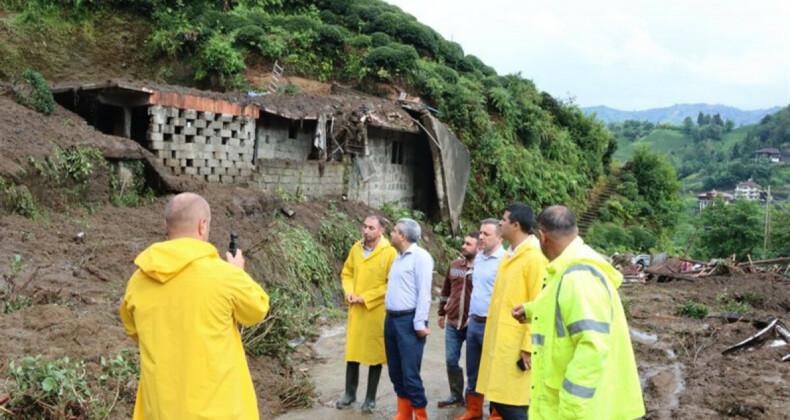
[583,103,782,126]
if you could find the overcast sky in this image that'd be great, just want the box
[385,0,789,110]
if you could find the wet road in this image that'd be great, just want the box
[275,303,492,420]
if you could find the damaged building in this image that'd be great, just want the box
[51,80,470,233]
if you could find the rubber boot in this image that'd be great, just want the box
[488,406,502,420]
[390,396,413,420]
[454,393,483,420]
[360,364,382,412]
[437,369,465,408]
[335,362,359,409]
[414,406,428,420]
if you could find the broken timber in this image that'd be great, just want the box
[722,318,790,362]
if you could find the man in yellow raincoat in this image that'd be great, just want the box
[476,203,547,420]
[337,215,397,412]
[512,206,645,420]
[120,192,270,420]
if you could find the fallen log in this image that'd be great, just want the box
[722,318,780,356]
[738,257,790,266]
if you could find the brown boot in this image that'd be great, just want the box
[488,406,502,420]
[390,396,413,420]
[414,406,428,420]
[454,393,483,420]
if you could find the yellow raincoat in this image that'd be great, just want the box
[120,238,269,420]
[522,237,645,420]
[476,235,547,406]
[341,238,397,365]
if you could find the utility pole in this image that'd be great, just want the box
[764,185,771,258]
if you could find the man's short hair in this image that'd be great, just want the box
[505,203,536,234]
[480,218,502,236]
[366,214,389,229]
[538,205,578,236]
[466,231,480,241]
[397,218,421,243]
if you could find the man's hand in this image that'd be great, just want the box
[520,351,531,371]
[512,304,527,323]
[347,293,356,303]
[226,249,245,269]
[353,296,365,305]
[438,316,445,329]
[416,328,431,338]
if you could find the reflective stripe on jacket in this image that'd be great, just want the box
[523,237,645,420]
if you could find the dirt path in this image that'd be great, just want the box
[276,303,485,420]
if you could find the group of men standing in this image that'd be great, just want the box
[338,203,645,420]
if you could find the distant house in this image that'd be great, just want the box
[754,148,782,163]
[696,189,734,211]
[734,178,762,201]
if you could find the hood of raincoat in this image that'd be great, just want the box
[546,237,624,290]
[134,237,218,283]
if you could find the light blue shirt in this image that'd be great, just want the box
[469,246,505,317]
[385,243,435,331]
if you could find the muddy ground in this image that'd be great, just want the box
[1,91,789,419]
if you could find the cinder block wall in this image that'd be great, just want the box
[256,115,316,161]
[348,128,417,209]
[252,159,345,197]
[147,105,256,184]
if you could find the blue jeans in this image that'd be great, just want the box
[385,313,427,408]
[445,324,467,372]
[465,318,485,395]
[490,401,529,420]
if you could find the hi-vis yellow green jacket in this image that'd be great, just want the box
[476,235,547,406]
[120,238,270,420]
[341,237,397,365]
[522,237,645,420]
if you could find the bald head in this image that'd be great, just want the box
[538,206,578,239]
[164,193,211,240]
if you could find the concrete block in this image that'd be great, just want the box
[168,107,180,118]
[162,125,174,134]
[219,113,234,122]
[148,133,164,142]
[222,160,232,168]
[219,129,232,138]
[149,140,165,150]
[239,168,251,177]
[193,136,206,145]
[214,151,227,160]
[227,138,240,147]
[228,122,241,131]
[194,119,207,129]
[207,174,220,182]
[184,167,198,175]
[183,109,198,119]
[199,167,212,175]
[148,105,163,115]
[183,126,198,136]
[201,111,215,121]
[226,167,239,176]
[210,121,224,130]
[156,150,168,159]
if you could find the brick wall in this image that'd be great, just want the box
[348,128,419,209]
[255,115,316,161]
[147,105,256,184]
[252,159,345,197]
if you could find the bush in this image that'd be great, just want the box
[318,212,360,261]
[14,69,54,115]
[370,31,390,47]
[5,356,92,419]
[438,39,464,66]
[233,25,267,50]
[316,24,350,50]
[350,34,371,49]
[365,43,418,79]
[194,32,246,86]
[675,301,709,319]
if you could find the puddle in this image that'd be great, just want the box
[633,328,685,420]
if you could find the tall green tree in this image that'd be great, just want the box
[696,199,762,260]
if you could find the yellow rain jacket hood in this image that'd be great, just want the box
[341,237,397,365]
[120,238,270,420]
[523,237,645,420]
[476,235,547,406]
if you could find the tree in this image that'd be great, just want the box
[630,146,682,231]
[697,112,705,125]
[682,116,694,134]
[696,199,762,260]
[724,119,735,132]
[712,113,724,126]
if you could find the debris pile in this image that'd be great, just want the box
[722,318,790,362]
[639,255,790,282]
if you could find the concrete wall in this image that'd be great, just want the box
[255,114,316,161]
[348,127,419,209]
[147,105,256,184]
[252,159,344,197]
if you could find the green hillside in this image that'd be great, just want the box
[0,0,620,225]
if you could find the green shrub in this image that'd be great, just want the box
[726,300,750,315]
[14,69,54,115]
[318,212,360,261]
[438,39,464,66]
[1,184,39,219]
[194,32,246,86]
[736,291,765,308]
[350,34,371,49]
[370,31,390,47]
[319,9,339,25]
[316,24,349,50]
[365,43,418,79]
[675,301,709,319]
[5,356,92,419]
[233,25,268,50]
